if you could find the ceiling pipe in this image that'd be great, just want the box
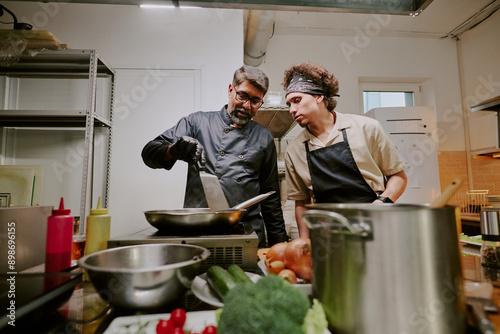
[244,10,276,67]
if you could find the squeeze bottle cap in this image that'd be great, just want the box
[90,196,108,215]
[52,197,71,215]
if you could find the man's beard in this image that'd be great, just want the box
[229,106,251,126]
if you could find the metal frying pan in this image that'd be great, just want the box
[144,191,275,233]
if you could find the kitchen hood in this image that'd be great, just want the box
[13,0,434,15]
[253,105,295,139]
[9,1,435,67]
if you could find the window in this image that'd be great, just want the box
[360,83,421,113]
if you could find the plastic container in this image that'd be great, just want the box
[480,240,500,268]
[45,197,73,273]
[84,197,110,256]
[480,207,500,281]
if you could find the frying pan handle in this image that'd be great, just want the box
[302,210,371,237]
[232,191,276,210]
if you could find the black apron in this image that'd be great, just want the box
[305,128,377,203]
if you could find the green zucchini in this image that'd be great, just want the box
[227,265,254,285]
[206,265,237,299]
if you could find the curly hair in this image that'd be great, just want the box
[282,62,339,112]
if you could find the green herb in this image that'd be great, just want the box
[459,233,482,243]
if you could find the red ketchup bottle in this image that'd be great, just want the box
[45,197,74,273]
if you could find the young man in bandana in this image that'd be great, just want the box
[283,62,407,238]
[142,65,288,248]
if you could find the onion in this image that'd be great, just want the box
[267,260,286,275]
[265,242,288,264]
[278,269,297,284]
[283,238,313,281]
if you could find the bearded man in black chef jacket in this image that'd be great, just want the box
[142,65,288,248]
[283,62,408,238]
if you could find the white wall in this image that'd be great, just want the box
[3,2,244,237]
[259,34,464,152]
[458,10,500,151]
[4,2,243,110]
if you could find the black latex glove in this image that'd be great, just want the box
[169,136,206,169]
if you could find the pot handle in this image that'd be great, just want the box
[302,210,370,237]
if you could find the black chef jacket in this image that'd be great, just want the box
[142,106,288,247]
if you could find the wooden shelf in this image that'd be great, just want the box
[471,95,500,158]
[471,95,500,112]
[473,149,500,159]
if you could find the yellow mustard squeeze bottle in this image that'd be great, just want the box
[84,196,111,256]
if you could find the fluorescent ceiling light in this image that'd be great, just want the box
[140,4,175,8]
[140,4,200,9]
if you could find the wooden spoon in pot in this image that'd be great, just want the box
[430,178,463,209]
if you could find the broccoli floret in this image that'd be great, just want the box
[218,275,311,334]
[303,299,329,334]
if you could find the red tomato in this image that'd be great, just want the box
[202,325,217,334]
[170,308,187,328]
[156,319,175,334]
[172,328,185,334]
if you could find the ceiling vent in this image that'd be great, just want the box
[14,0,434,15]
[181,0,434,15]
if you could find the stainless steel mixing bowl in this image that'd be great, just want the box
[78,243,210,309]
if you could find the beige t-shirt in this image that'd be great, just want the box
[284,111,406,202]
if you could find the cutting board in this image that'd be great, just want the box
[258,248,269,261]
[0,165,43,206]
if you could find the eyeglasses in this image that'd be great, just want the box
[234,88,264,108]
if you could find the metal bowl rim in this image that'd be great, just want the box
[306,203,458,211]
[78,243,211,273]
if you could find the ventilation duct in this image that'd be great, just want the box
[244,10,275,66]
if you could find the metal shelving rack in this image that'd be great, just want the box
[0,49,115,225]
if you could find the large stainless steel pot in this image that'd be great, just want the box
[302,204,466,334]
